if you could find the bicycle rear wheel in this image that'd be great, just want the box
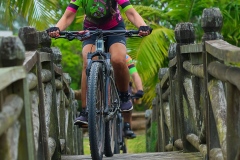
[88,62,105,160]
[114,113,121,154]
[104,76,119,157]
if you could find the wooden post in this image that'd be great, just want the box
[201,8,223,159]
[174,22,195,152]
[155,83,161,152]
[158,68,170,152]
[19,27,50,160]
[0,36,36,160]
[39,30,61,160]
[168,43,179,151]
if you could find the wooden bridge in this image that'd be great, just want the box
[0,7,240,160]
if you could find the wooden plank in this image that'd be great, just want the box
[23,51,37,72]
[62,151,203,160]
[0,95,23,136]
[180,43,202,54]
[40,52,51,62]
[36,52,50,160]
[169,57,177,68]
[207,61,240,90]
[183,61,204,78]
[226,83,240,160]
[205,40,240,63]
[160,71,169,88]
[53,64,63,76]
[22,78,36,159]
[0,67,26,90]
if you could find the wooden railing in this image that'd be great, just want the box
[146,7,240,160]
[0,27,82,160]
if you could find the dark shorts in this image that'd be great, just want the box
[82,21,126,49]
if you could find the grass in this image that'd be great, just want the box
[83,132,146,155]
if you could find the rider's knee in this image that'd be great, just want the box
[111,56,126,68]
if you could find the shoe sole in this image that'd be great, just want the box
[74,120,88,128]
[120,106,133,112]
[126,137,136,139]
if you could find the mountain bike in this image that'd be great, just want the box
[59,29,139,160]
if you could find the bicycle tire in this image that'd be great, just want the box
[88,62,105,160]
[122,139,127,153]
[105,74,118,157]
[120,117,127,153]
[105,115,117,156]
[114,113,121,154]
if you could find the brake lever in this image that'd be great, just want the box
[66,32,75,41]
[76,31,91,41]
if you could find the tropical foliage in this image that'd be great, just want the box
[129,0,240,105]
[51,39,83,89]
[158,0,240,45]
[2,0,240,107]
[0,0,59,32]
[121,5,175,104]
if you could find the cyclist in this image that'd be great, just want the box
[47,0,151,127]
[123,54,144,139]
[74,54,144,138]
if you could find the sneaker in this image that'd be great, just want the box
[120,100,133,112]
[74,110,88,127]
[123,122,136,139]
[119,92,133,112]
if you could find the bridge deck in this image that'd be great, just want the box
[62,151,203,160]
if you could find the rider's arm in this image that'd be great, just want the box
[126,54,143,91]
[124,8,147,28]
[131,72,143,91]
[47,2,79,37]
[117,0,146,28]
[56,1,81,31]
[56,10,77,31]
[119,1,150,36]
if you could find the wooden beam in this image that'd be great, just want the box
[205,40,240,63]
[0,67,26,90]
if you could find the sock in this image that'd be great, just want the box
[119,91,130,102]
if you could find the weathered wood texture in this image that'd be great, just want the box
[62,151,203,160]
[0,27,82,160]
[150,7,240,160]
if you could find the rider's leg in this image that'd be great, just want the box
[122,111,136,139]
[109,43,133,111]
[109,43,136,138]
[74,44,96,126]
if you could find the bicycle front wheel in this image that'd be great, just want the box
[88,62,105,160]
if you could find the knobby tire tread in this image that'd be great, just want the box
[88,63,105,160]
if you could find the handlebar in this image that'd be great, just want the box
[57,29,140,41]
[59,30,139,35]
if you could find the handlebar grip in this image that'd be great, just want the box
[59,31,67,35]
[59,31,80,35]
[129,30,139,34]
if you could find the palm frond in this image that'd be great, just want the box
[127,26,175,105]
[0,0,59,30]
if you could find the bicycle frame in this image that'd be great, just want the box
[58,29,139,158]
[85,42,116,117]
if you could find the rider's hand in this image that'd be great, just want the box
[135,90,144,99]
[138,26,152,36]
[46,27,60,37]
[77,30,91,41]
